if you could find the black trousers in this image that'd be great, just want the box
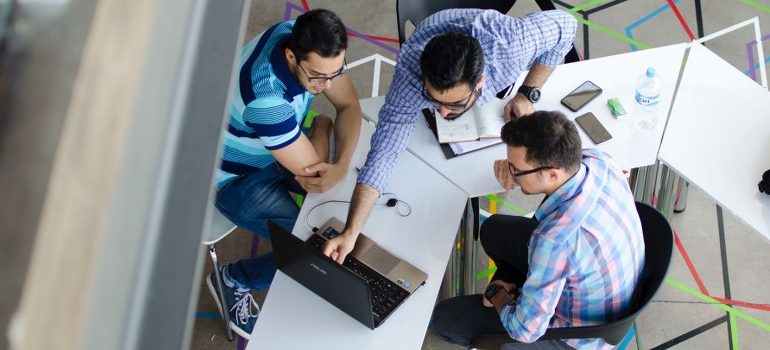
[430,214,572,349]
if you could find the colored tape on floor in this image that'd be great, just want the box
[477,266,497,281]
[741,0,770,15]
[666,278,770,333]
[567,0,607,13]
[665,0,695,40]
[625,1,680,51]
[484,194,528,216]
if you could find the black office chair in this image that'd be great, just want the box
[470,202,675,349]
[395,0,581,63]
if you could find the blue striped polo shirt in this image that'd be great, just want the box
[216,20,313,190]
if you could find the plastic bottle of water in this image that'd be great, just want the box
[634,67,662,130]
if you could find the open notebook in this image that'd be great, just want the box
[423,95,512,158]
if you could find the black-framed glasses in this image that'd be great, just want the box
[297,58,347,86]
[508,162,555,178]
[423,85,481,121]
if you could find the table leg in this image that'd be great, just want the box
[630,164,658,205]
[441,198,481,299]
[716,205,736,350]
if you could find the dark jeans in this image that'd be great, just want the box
[214,162,305,291]
[431,214,571,349]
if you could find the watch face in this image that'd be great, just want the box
[484,284,501,300]
[530,88,541,102]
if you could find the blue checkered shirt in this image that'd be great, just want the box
[356,9,577,193]
[500,149,645,349]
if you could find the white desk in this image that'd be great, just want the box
[248,121,469,350]
[360,43,688,198]
[659,42,770,240]
[536,43,686,171]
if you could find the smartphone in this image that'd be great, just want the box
[575,112,612,144]
[561,81,603,112]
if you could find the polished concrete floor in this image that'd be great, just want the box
[191,1,770,349]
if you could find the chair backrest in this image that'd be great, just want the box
[539,201,674,344]
[471,201,674,348]
[201,204,237,245]
[396,0,516,45]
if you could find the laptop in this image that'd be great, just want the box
[269,218,428,329]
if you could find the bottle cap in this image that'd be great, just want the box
[646,67,656,78]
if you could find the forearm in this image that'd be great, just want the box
[521,63,555,89]
[344,183,379,236]
[332,103,362,168]
[308,115,332,162]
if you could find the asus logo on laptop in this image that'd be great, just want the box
[310,263,327,275]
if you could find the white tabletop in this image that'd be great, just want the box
[658,43,770,241]
[248,121,469,350]
[535,43,687,170]
[360,43,688,197]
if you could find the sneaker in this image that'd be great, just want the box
[207,266,260,339]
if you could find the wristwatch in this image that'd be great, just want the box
[484,283,504,301]
[517,85,541,103]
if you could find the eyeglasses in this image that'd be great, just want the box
[423,85,481,121]
[508,162,555,178]
[296,58,347,86]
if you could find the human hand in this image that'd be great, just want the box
[295,162,347,193]
[503,94,535,122]
[322,229,358,264]
[494,159,515,191]
[482,280,517,307]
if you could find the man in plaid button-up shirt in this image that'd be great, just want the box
[322,9,577,266]
[432,111,644,350]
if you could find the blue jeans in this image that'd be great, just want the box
[215,162,305,291]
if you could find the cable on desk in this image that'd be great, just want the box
[304,192,412,232]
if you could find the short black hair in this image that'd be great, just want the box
[285,9,348,62]
[501,111,582,172]
[420,32,484,91]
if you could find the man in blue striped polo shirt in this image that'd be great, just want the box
[322,9,577,266]
[208,9,361,338]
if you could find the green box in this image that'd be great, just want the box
[608,97,627,118]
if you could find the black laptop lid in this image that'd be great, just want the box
[268,221,376,329]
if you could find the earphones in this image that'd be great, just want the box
[304,192,412,231]
[759,169,770,195]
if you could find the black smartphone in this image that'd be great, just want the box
[561,80,603,112]
[575,112,612,144]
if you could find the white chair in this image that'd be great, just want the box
[202,206,239,341]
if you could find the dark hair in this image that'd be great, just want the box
[285,9,348,62]
[501,111,582,172]
[420,32,484,91]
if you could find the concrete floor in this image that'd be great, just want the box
[191,1,770,349]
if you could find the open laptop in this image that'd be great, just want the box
[269,218,428,329]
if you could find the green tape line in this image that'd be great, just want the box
[568,0,608,13]
[532,0,650,49]
[484,194,528,216]
[476,266,497,280]
[304,109,319,128]
[573,15,650,49]
[666,278,770,332]
[741,0,770,15]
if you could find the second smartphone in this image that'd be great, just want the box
[575,112,612,144]
[561,80,603,112]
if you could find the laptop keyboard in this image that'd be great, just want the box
[306,233,409,325]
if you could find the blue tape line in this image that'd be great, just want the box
[744,56,770,76]
[624,1,680,51]
[195,312,222,319]
[617,323,636,349]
